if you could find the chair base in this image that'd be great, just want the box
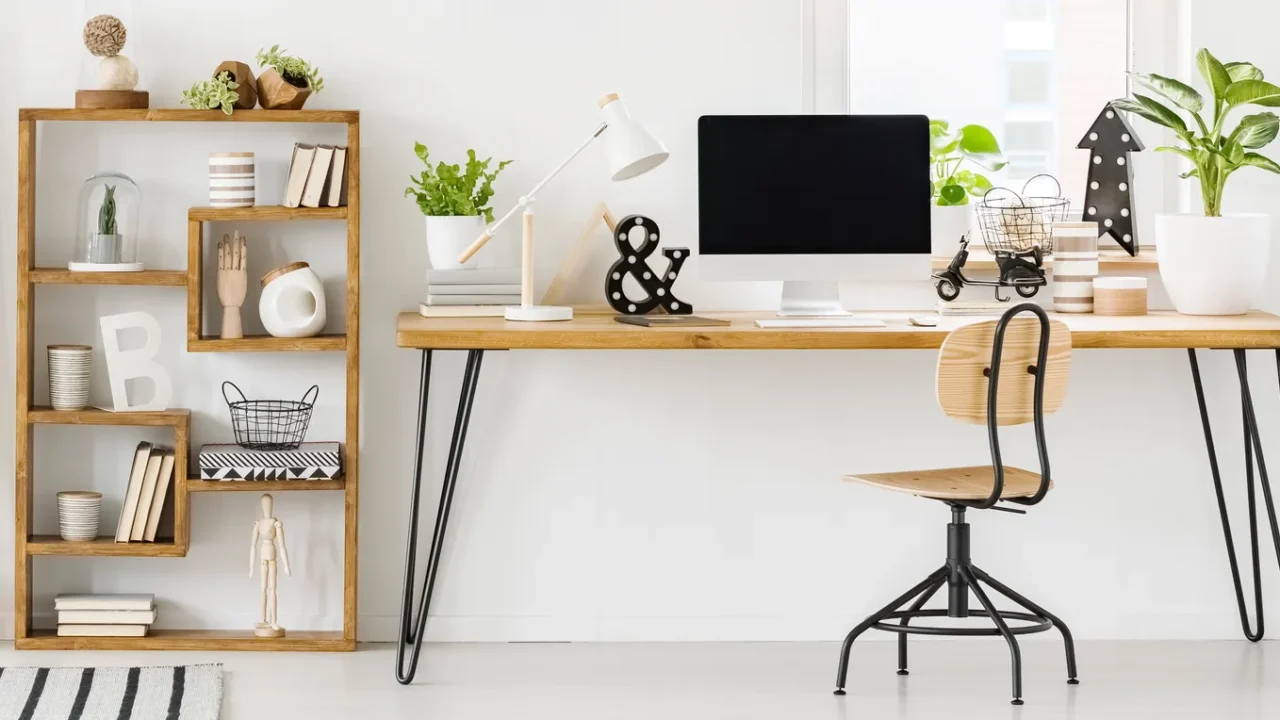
[832,505,1078,705]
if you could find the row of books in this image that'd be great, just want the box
[283,143,350,209]
[55,593,155,637]
[421,268,520,317]
[116,442,176,543]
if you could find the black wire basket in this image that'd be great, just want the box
[975,174,1071,255]
[223,381,318,450]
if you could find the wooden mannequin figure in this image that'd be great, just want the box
[249,493,291,637]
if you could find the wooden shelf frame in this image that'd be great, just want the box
[16,109,361,651]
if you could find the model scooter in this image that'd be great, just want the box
[932,235,1047,302]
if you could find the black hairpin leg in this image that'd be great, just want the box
[1188,348,1280,642]
[395,349,485,685]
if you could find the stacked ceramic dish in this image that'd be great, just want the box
[57,491,102,541]
[48,345,92,411]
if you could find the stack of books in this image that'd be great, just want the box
[282,143,349,209]
[55,593,156,637]
[936,300,1013,317]
[116,442,177,543]
[420,268,521,318]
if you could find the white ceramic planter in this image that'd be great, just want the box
[1156,213,1271,315]
[931,204,973,257]
[260,262,327,338]
[425,215,485,270]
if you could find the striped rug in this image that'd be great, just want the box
[0,665,220,720]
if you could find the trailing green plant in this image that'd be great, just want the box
[256,45,324,93]
[404,143,513,222]
[98,185,117,235]
[929,119,1007,206]
[179,71,240,116]
[1117,47,1280,217]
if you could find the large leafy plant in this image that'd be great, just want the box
[98,185,117,235]
[256,45,324,93]
[930,120,1008,206]
[405,144,513,221]
[1117,48,1280,217]
[179,71,239,116]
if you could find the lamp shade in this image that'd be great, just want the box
[599,94,669,181]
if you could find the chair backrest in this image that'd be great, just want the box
[936,313,1071,426]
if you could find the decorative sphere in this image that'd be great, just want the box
[98,55,138,91]
[83,14,127,57]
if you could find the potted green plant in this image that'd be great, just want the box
[1117,48,1280,315]
[179,71,240,116]
[929,119,1007,256]
[405,143,513,269]
[255,45,324,110]
[90,184,121,263]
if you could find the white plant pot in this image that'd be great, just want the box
[931,204,973,257]
[1155,213,1270,316]
[425,215,486,270]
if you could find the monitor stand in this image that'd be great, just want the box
[778,281,851,317]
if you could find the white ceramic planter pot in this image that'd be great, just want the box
[1155,213,1271,316]
[260,262,327,338]
[425,215,485,270]
[931,204,973,257]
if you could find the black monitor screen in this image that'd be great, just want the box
[698,115,930,255]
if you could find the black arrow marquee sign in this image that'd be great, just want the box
[1077,103,1144,256]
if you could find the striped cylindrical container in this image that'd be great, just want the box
[1052,222,1099,313]
[209,152,255,208]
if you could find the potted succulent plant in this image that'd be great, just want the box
[405,143,513,269]
[179,71,240,116]
[929,119,1007,256]
[255,45,324,110]
[90,185,121,263]
[1117,48,1280,315]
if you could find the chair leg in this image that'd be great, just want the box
[897,574,947,676]
[969,564,1078,684]
[834,566,949,696]
[960,565,1023,706]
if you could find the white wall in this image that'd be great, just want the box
[1,0,1279,643]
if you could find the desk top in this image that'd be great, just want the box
[396,310,1280,351]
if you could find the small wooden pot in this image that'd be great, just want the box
[1093,277,1148,316]
[257,69,311,110]
[214,61,258,110]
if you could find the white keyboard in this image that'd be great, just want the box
[755,317,887,329]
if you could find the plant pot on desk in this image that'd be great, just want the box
[256,68,311,110]
[425,215,486,270]
[1156,213,1270,316]
[931,203,973,257]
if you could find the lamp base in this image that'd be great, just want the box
[505,305,574,322]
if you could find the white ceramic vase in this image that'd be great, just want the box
[1155,213,1270,316]
[260,262,327,338]
[425,215,485,270]
[931,204,973,257]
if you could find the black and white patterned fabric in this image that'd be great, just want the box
[198,442,341,481]
[0,664,220,720]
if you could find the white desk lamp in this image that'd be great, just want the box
[457,93,669,322]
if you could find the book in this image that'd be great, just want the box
[55,594,155,611]
[426,284,522,296]
[300,145,335,208]
[116,442,153,542]
[425,268,520,286]
[58,609,157,625]
[143,449,176,542]
[130,449,164,541]
[936,300,1012,316]
[418,304,507,318]
[425,294,521,306]
[198,442,342,481]
[282,144,317,208]
[57,625,148,637]
[326,146,348,207]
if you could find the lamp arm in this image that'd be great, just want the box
[458,122,609,264]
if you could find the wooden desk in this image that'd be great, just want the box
[392,308,1280,684]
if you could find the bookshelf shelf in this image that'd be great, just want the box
[16,108,361,652]
[27,536,184,557]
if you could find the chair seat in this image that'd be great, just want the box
[844,465,1050,501]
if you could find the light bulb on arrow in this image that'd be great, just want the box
[1077,103,1144,256]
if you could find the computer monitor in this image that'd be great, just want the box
[698,115,931,316]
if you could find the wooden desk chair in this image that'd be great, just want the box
[832,303,1078,706]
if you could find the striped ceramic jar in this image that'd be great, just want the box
[209,152,255,208]
[1052,222,1099,313]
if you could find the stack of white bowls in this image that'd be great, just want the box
[47,345,92,411]
[57,491,102,541]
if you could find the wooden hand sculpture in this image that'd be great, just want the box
[217,231,248,339]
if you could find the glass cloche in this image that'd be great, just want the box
[72,172,143,271]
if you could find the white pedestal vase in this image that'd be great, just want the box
[1155,213,1271,316]
[931,204,973,257]
[425,215,485,271]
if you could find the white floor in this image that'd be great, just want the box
[1,640,1278,718]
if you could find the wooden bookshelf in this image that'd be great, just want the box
[15,108,361,651]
